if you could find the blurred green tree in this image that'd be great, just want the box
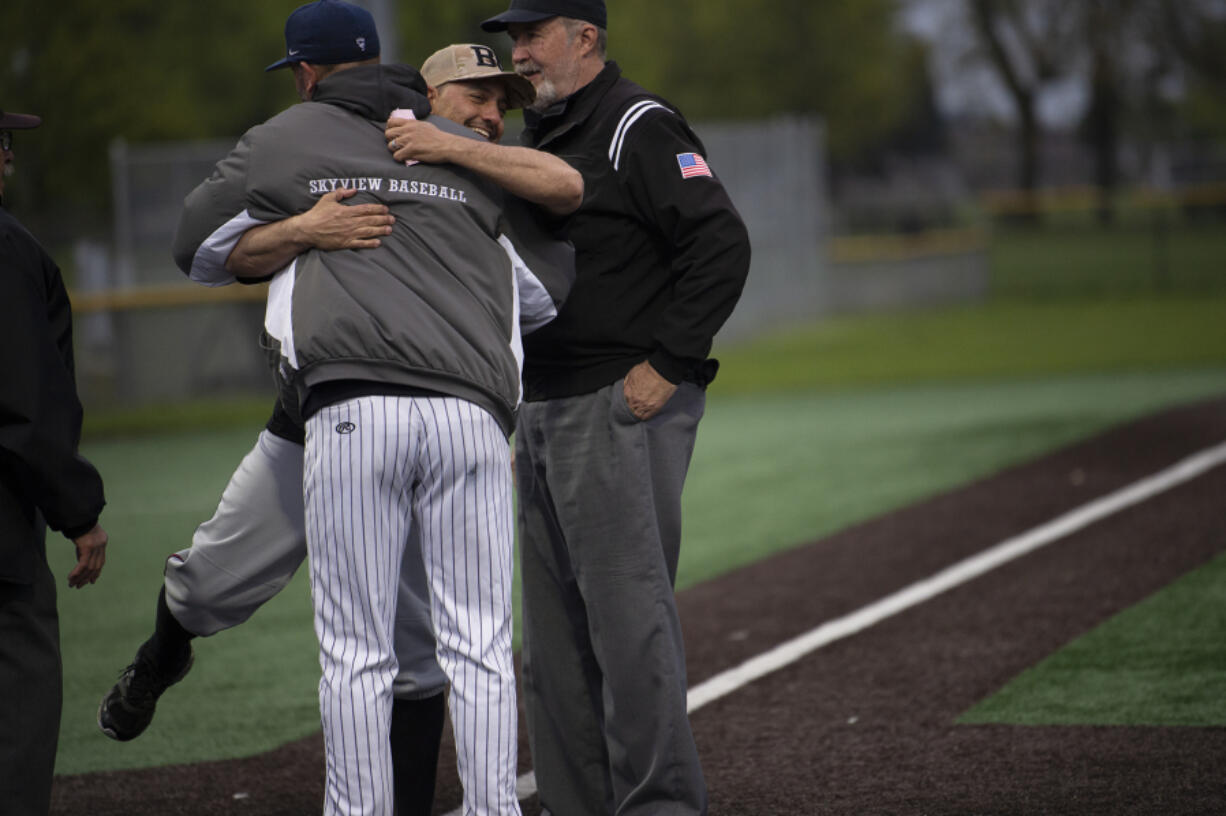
[607,0,927,161]
[1161,0,1226,141]
[396,0,507,63]
[1,0,923,234]
[1073,0,1226,218]
[965,0,1081,212]
[1,1,301,232]
[917,0,1225,207]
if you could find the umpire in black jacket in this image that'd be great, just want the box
[483,2,751,814]
[1,108,109,816]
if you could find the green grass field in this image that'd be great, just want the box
[51,280,1226,775]
[708,296,1226,394]
[960,550,1226,727]
[988,220,1226,298]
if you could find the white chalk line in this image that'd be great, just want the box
[444,438,1226,814]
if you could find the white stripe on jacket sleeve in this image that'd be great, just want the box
[189,209,269,286]
[609,100,670,171]
[498,234,557,335]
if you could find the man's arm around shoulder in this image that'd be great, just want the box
[386,116,583,216]
[225,190,394,281]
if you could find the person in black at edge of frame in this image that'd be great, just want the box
[1,106,110,816]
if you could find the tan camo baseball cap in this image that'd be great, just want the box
[421,43,535,110]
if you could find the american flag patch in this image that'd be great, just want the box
[677,152,712,179]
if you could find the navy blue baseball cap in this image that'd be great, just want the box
[480,0,607,32]
[265,0,380,72]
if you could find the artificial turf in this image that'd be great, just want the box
[52,291,1226,774]
[959,550,1226,727]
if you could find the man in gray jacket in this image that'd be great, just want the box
[165,3,575,814]
[252,70,566,816]
[102,33,578,813]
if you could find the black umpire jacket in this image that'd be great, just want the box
[0,205,105,583]
[519,61,751,401]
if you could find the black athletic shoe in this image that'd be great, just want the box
[97,640,194,741]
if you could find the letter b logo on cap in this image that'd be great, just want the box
[470,45,499,68]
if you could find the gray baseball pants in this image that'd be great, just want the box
[163,428,446,699]
[515,379,708,816]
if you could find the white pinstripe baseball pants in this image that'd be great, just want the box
[304,395,521,816]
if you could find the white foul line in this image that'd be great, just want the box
[446,438,1226,814]
[686,438,1226,711]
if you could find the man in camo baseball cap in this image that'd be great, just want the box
[420,43,535,111]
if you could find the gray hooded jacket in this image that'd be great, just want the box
[172,64,574,436]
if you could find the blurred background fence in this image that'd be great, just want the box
[66,116,1226,409]
[74,117,842,406]
[982,184,1226,298]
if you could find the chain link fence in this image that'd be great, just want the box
[80,115,993,408]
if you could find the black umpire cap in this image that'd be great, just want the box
[481,0,607,32]
[0,109,42,130]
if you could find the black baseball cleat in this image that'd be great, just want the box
[97,640,194,741]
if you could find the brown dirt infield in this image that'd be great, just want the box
[51,396,1226,815]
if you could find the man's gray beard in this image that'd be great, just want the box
[518,61,564,113]
[2,163,13,179]
[527,78,563,113]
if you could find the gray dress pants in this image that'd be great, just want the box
[515,378,707,816]
[0,528,61,816]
